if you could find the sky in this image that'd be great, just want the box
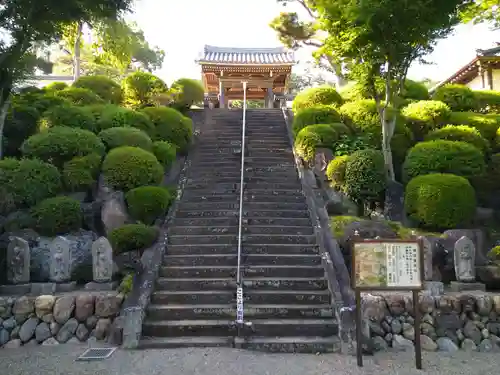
[128,0,500,85]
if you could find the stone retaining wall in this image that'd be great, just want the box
[0,292,124,348]
[364,292,500,352]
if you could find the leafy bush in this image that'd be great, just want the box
[3,103,40,157]
[475,90,500,114]
[0,158,62,208]
[448,111,500,143]
[109,224,158,254]
[402,80,429,101]
[121,71,168,108]
[152,141,177,169]
[141,107,192,153]
[343,149,386,203]
[73,75,123,104]
[40,104,97,132]
[425,125,490,155]
[292,86,343,113]
[171,78,205,111]
[55,87,105,106]
[405,173,476,229]
[27,93,72,114]
[125,186,173,225]
[21,126,105,168]
[470,153,500,207]
[432,84,478,112]
[401,100,451,139]
[31,196,83,236]
[488,246,500,262]
[62,153,102,192]
[292,105,342,135]
[99,127,153,151]
[97,105,155,136]
[45,82,69,91]
[102,146,164,191]
[402,140,485,183]
[339,79,428,102]
[294,124,339,163]
[326,155,350,190]
[332,134,374,157]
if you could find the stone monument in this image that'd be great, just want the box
[450,236,485,292]
[85,237,117,290]
[0,237,32,295]
[420,236,444,296]
[49,236,71,283]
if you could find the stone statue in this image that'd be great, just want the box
[49,236,71,283]
[453,236,476,282]
[6,237,30,284]
[420,236,433,281]
[92,237,113,282]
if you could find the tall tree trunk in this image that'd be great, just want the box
[379,71,396,181]
[0,93,12,160]
[73,21,84,81]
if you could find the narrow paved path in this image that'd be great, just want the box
[0,345,499,375]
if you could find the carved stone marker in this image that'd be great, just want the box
[92,237,113,282]
[49,236,71,283]
[454,236,476,282]
[420,236,433,281]
[6,237,30,284]
[101,191,129,235]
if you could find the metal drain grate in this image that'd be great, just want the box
[76,347,117,361]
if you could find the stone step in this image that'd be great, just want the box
[176,201,307,211]
[185,175,300,185]
[174,209,238,218]
[168,225,313,236]
[150,290,234,305]
[159,265,324,278]
[146,304,333,320]
[168,234,316,246]
[186,172,299,180]
[179,194,305,204]
[168,234,237,245]
[142,319,236,337]
[181,187,304,197]
[190,157,294,166]
[234,336,340,353]
[243,226,313,235]
[163,253,322,267]
[171,217,311,227]
[167,244,319,255]
[138,336,232,349]
[174,209,309,219]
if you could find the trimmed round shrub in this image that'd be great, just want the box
[102,146,164,191]
[292,105,341,135]
[31,196,83,236]
[476,90,500,114]
[99,127,153,151]
[40,104,97,132]
[122,71,168,108]
[292,86,343,113]
[329,122,351,136]
[3,103,40,157]
[405,173,476,229]
[326,155,350,190]
[448,111,500,144]
[45,82,69,91]
[401,100,451,138]
[432,84,478,112]
[171,78,205,111]
[125,186,173,225]
[294,124,339,163]
[84,104,109,123]
[73,75,123,104]
[343,149,386,203]
[28,93,72,114]
[62,153,102,192]
[21,126,105,168]
[402,140,486,183]
[425,125,490,155]
[141,107,193,153]
[0,158,62,208]
[152,141,177,169]
[55,87,105,106]
[109,224,158,254]
[402,80,429,101]
[97,106,155,137]
[471,153,500,207]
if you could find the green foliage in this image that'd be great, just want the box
[475,90,500,114]
[121,71,168,108]
[332,134,374,156]
[294,124,339,163]
[45,82,69,91]
[73,75,123,104]
[432,84,478,112]
[171,78,205,110]
[118,273,134,295]
[102,146,164,191]
[152,141,177,169]
[27,93,72,114]
[109,224,158,254]
[401,100,451,139]
[402,80,430,101]
[40,104,97,132]
[292,105,341,135]
[55,87,105,106]
[141,107,193,153]
[292,86,343,113]
[97,105,155,136]
[405,173,476,230]
[3,103,41,157]
[62,153,102,192]
[329,215,362,238]
[31,196,83,236]
[343,149,386,203]
[471,153,500,207]
[21,126,105,168]
[326,155,350,190]
[125,186,173,225]
[425,125,490,155]
[340,79,429,102]
[98,127,153,151]
[448,111,500,143]
[488,246,500,262]
[0,158,62,208]
[403,140,486,183]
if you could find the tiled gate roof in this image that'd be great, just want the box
[197,45,296,65]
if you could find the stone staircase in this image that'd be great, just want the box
[139,109,339,352]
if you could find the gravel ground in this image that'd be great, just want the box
[0,345,499,375]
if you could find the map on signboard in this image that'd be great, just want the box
[353,241,422,289]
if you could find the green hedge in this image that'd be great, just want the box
[3,103,40,157]
[31,196,83,236]
[21,126,105,168]
[402,80,429,101]
[62,153,102,192]
[73,75,123,104]
[432,84,478,112]
[402,140,485,183]
[152,141,177,169]
[40,104,97,132]
[471,153,500,207]
[292,105,342,135]
[121,71,168,108]
[448,111,500,144]
[425,125,490,155]
[125,186,173,225]
[326,155,350,190]
[98,127,153,151]
[109,224,158,254]
[475,90,500,114]
[292,86,343,113]
[45,82,69,91]
[170,78,205,111]
[26,93,72,114]
[401,100,451,139]
[102,146,164,191]
[97,106,155,137]
[405,173,476,229]
[294,124,339,163]
[55,87,105,106]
